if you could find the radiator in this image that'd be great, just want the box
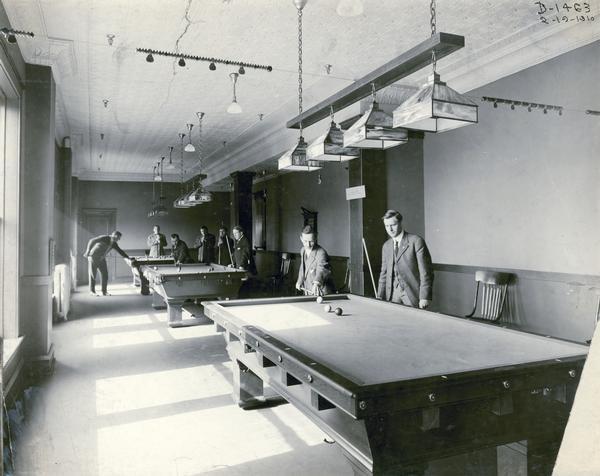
[53,264,71,320]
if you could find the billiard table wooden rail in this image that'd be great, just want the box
[202,295,588,475]
[141,263,247,327]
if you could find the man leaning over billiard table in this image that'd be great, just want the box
[170,234,194,265]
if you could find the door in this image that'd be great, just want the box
[77,208,117,284]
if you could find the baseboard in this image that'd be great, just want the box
[27,343,56,378]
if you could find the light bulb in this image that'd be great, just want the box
[336,0,363,16]
[227,100,242,114]
[184,143,196,152]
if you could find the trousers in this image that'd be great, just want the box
[88,258,108,294]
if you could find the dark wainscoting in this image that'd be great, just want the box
[254,250,349,296]
[431,263,600,343]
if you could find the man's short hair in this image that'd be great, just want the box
[219,226,228,232]
[170,233,180,240]
[112,231,122,237]
[153,225,160,230]
[232,225,243,233]
[301,225,316,235]
[382,210,403,222]
[200,225,208,231]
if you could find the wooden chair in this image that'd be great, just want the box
[269,253,293,296]
[465,271,511,321]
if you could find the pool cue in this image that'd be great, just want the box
[362,237,378,298]
[225,235,234,265]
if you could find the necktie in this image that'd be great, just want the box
[394,240,399,257]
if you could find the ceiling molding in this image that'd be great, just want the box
[424,17,600,93]
[75,171,184,183]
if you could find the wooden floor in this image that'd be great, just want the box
[13,281,352,476]
[12,281,526,475]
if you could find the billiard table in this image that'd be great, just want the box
[141,263,247,327]
[127,256,175,295]
[202,294,589,476]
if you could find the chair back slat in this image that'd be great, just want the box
[478,282,508,320]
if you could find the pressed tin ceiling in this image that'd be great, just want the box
[3,0,598,185]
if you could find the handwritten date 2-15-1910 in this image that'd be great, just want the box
[535,2,595,23]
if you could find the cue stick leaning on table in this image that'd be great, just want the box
[362,237,378,298]
[225,232,235,266]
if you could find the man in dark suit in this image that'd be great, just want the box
[215,226,234,265]
[231,225,256,274]
[84,230,132,296]
[194,225,216,263]
[170,234,194,265]
[147,225,167,257]
[295,225,336,296]
[377,210,433,309]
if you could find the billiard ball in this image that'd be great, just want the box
[316,296,323,304]
[334,307,343,316]
[324,304,332,313]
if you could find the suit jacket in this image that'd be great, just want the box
[377,232,433,306]
[194,233,216,263]
[233,235,256,274]
[171,240,194,264]
[85,235,129,262]
[296,245,336,295]
[147,233,167,257]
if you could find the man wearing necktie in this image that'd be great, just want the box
[377,210,433,308]
[295,225,336,296]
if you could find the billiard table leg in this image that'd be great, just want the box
[151,291,166,310]
[231,360,286,409]
[526,438,561,476]
[139,274,151,295]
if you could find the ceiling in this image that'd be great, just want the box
[3,0,599,188]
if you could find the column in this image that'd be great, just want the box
[230,171,254,243]
[348,150,388,297]
[19,64,56,371]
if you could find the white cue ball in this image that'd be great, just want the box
[316,296,323,304]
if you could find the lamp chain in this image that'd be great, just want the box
[297,7,303,135]
[330,105,334,122]
[159,158,164,197]
[197,113,203,173]
[180,135,185,196]
[152,166,156,204]
[430,0,437,73]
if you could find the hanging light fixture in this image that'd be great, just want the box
[165,146,175,169]
[227,72,243,114]
[148,165,158,217]
[184,123,195,152]
[392,0,478,132]
[278,0,322,172]
[174,133,193,208]
[343,83,408,149]
[306,106,360,162]
[155,157,168,216]
[186,112,213,204]
[154,158,163,181]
